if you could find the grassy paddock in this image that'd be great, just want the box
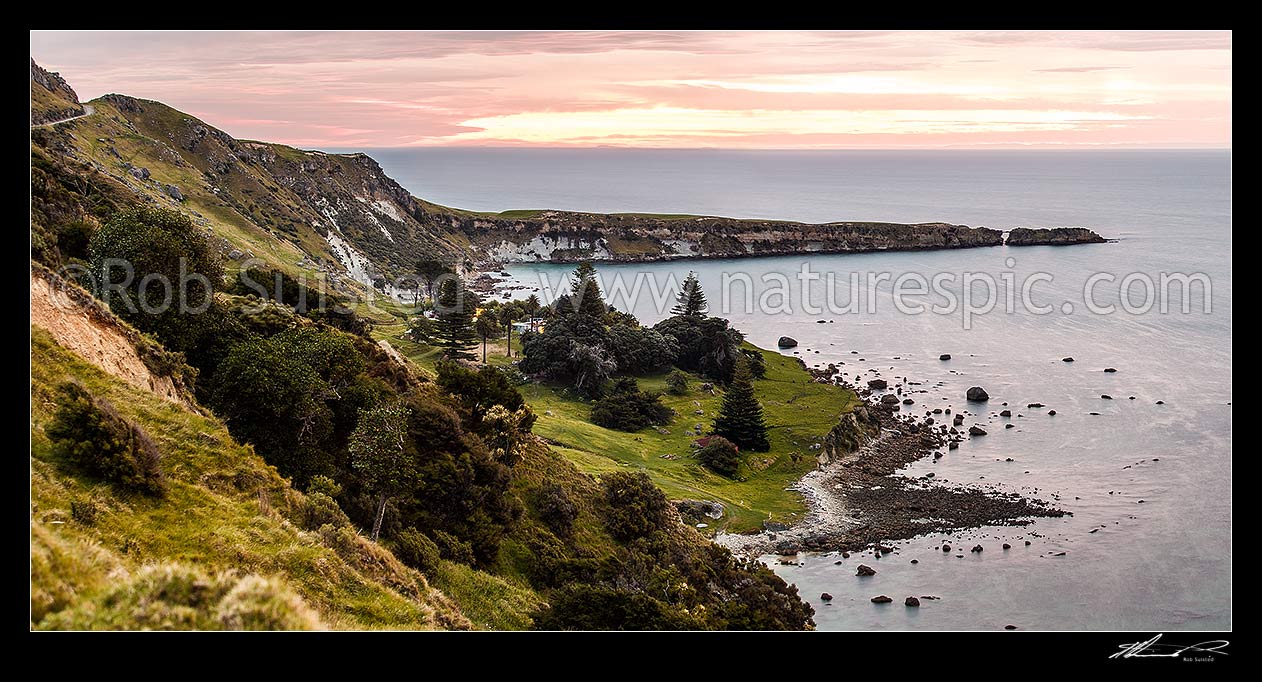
[379,320,859,533]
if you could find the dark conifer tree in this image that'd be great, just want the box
[711,355,769,451]
[671,271,708,317]
[433,277,480,361]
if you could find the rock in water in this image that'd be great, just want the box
[868,378,889,390]
[820,592,833,601]
[871,595,893,604]
[1048,410,1057,416]
[968,425,987,436]
[1062,357,1074,362]
[966,386,989,401]
[939,354,952,361]
[905,596,921,607]
[856,564,876,576]
[1000,409,1012,417]
[1104,367,1117,373]
[777,336,798,348]
[1005,625,1018,630]
[1101,394,1113,400]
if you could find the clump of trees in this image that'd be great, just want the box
[589,378,673,431]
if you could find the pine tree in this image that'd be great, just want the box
[711,355,769,451]
[671,271,708,317]
[569,262,607,319]
[433,277,480,361]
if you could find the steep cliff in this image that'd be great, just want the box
[444,212,1006,263]
[30,59,84,125]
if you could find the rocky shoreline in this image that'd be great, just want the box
[715,384,1067,558]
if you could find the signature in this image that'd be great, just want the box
[1110,634,1230,660]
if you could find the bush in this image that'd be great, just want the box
[741,348,767,379]
[665,369,690,395]
[306,475,342,499]
[431,529,476,566]
[298,492,351,531]
[696,436,741,478]
[88,206,223,354]
[590,378,673,432]
[602,472,671,542]
[392,528,441,575]
[536,483,578,538]
[70,497,100,526]
[46,382,165,496]
[532,584,696,631]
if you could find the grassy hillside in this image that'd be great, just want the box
[29,327,539,630]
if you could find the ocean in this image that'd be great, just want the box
[358,147,1232,631]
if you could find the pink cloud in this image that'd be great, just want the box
[30,30,1231,149]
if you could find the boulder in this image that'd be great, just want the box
[820,592,833,601]
[164,184,184,201]
[871,595,893,604]
[999,409,1011,417]
[868,378,888,390]
[1101,394,1113,400]
[939,354,951,361]
[1048,410,1057,416]
[1062,357,1074,362]
[856,564,876,576]
[905,596,921,607]
[966,386,989,401]
[1104,367,1117,373]
[968,426,987,436]
[777,336,798,348]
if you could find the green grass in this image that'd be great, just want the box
[29,327,538,630]
[378,324,860,534]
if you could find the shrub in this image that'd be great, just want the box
[536,483,578,538]
[696,435,741,478]
[590,378,673,432]
[665,369,690,395]
[431,529,476,566]
[298,492,350,531]
[46,382,165,496]
[306,475,342,499]
[602,472,671,542]
[531,584,695,631]
[70,497,100,525]
[392,528,441,575]
[88,206,223,354]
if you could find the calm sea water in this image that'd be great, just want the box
[360,148,1232,631]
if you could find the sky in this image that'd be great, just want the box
[30,30,1231,150]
